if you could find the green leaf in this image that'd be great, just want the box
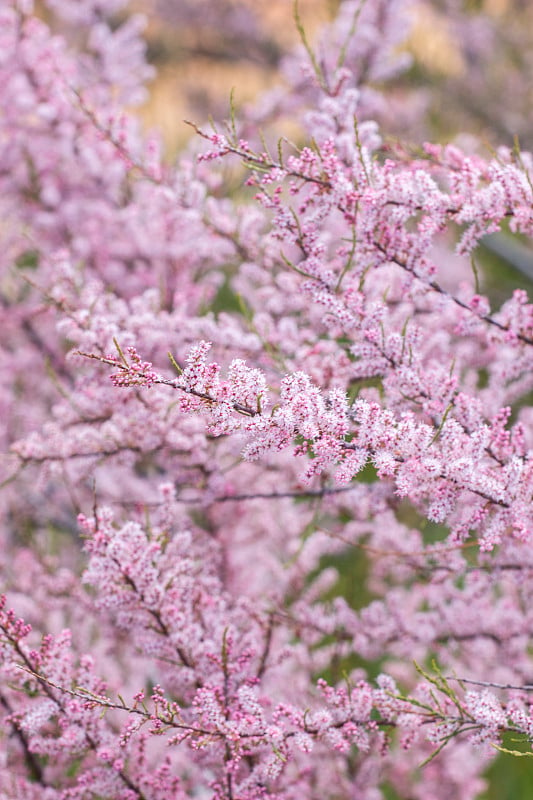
[15,249,40,270]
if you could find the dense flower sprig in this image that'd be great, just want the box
[4,1,533,798]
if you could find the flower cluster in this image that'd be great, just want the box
[4,1,533,798]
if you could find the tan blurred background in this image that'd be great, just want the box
[36,0,533,153]
[134,0,334,150]
[133,0,533,154]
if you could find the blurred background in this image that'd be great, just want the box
[129,0,533,153]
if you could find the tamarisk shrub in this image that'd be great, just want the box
[3,0,533,798]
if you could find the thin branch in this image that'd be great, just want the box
[445,676,533,692]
